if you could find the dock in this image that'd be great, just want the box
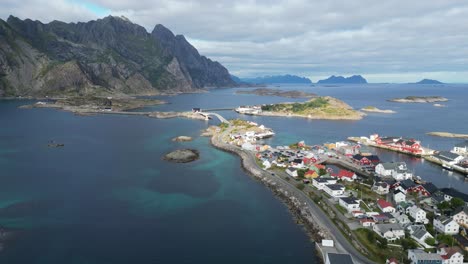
[347,137,435,157]
[423,155,468,176]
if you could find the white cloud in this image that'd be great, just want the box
[2,0,468,82]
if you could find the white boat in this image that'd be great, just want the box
[442,163,453,170]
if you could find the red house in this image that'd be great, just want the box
[331,170,357,181]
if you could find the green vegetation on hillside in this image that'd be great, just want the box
[262,97,329,112]
[261,96,362,119]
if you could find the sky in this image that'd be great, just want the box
[2,0,468,83]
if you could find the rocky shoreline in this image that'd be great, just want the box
[360,106,396,114]
[388,96,448,103]
[209,133,330,244]
[163,149,200,163]
[255,111,365,120]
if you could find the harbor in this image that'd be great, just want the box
[348,135,468,177]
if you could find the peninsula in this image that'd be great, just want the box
[360,106,396,114]
[255,96,365,120]
[388,96,448,103]
[427,132,468,139]
[236,88,317,98]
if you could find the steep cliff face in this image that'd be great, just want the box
[151,24,236,89]
[0,16,236,97]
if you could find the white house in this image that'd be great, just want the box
[313,177,337,190]
[407,225,434,248]
[373,223,405,241]
[339,197,361,213]
[407,205,429,224]
[375,162,413,181]
[323,184,345,197]
[241,142,257,151]
[393,212,411,226]
[372,182,390,195]
[452,141,468,156]
[262,159,272,169]
[452,206,468,227]
[434,216,460,235]
[437,246,464,264]
[378,199,396,213]
[393,190,406,204]
[408,249,443,264]
[286,167,298,178]
[359,218,376,227]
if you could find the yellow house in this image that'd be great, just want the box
[305,170,319,179]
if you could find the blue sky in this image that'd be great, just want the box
[2,0,468,83]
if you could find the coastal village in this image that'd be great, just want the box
[221,120,468,264]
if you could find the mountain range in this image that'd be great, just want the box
[0,15,236,97]
[317,75,367,84]
[236,74,312,84]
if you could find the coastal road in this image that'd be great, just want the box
[211,127,374,264]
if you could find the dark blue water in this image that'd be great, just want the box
[1,83,467,263]
[0,100,314,263]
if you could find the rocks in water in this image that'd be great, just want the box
[172,136,193,142]
[163,149,200,163]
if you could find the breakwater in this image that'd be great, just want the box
[210,135,329,243]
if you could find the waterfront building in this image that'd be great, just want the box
[451,141,468,156]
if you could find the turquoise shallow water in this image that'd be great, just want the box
[0,100,315,264]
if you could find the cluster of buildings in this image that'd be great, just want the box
[355,134,468,175]
[234,105,262,114]
[227,121,275,151]
[249,138,468,263]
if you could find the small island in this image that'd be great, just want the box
[172,136,193,142]
[413,79,444,85]
[317,75,367,84]
[360,106,396,114]
[163,149,200,163]
[388,96,448,103]
[236,88,317,98]
[256,96,365,120]
[21,96,166,113]
[427,132,468,139]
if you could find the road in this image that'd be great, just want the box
[211,126,375,264]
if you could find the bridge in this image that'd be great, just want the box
[199,112,230,124]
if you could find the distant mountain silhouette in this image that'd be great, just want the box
[317,75,367,84]
[239,74,312,84]
[412,79,444,84]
